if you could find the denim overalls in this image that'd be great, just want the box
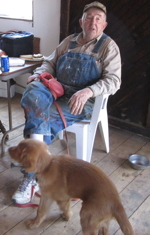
[21,33,108,145]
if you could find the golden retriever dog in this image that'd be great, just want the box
[8,139,135,235]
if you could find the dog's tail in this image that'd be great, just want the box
[113,202,135,235]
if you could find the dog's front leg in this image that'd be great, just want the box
[26,195,54,229]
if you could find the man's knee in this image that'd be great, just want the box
[21,81,54,108]
[24,81,44,93]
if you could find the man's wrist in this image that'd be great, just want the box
[33,73,40,78]
[86,87,94,98]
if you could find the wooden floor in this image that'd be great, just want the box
[0,93,150,235]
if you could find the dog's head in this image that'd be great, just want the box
[8,139,52,173]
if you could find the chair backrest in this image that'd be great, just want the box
[90,94,109,126]
[80,94,109,125]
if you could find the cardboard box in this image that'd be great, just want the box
[0,81,15,98]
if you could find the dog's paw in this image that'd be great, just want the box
[61,211,73,221]
[26,219,39,229]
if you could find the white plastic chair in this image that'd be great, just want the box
[58,94,109,162]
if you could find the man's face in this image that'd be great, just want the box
[79,8,108,42]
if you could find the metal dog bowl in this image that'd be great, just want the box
[128,154,150,170]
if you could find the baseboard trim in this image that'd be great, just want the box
[108,116,150,138]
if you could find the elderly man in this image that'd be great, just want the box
[12,1,121,205]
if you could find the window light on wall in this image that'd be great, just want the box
[0,0,33,21]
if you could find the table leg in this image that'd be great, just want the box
[1,79,24,157]
[7,79,13,129]
[1,123,24,157]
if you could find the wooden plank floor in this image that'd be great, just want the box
[0,93,150,235]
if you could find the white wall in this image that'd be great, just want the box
[0,0,61,94]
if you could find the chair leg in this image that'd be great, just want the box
[99,113,109,153]
[66,124,89,161]
[59,125,89,161]
[58,130,64,140]
[86,126,99,163]
[75,125,89,161]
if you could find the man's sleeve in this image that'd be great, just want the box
[33,35,72,77]
[89,39,121,96]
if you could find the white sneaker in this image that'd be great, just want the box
[12,177,40,205]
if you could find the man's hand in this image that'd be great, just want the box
[68,88,93,115]
[27,74,40,84]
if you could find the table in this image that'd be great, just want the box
[0,61,42,157]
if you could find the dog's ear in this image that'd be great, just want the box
[35,150,52,173]
[20,144,52,173]
[20,148,36,172]
[20,148,28,160]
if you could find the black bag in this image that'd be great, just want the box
[1,31,34,57]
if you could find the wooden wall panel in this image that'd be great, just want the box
[60,0,71,42]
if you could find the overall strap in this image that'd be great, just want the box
[92,33,109,53]
[69,33,79,49]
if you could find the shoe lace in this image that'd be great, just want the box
[18,177,34,192]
